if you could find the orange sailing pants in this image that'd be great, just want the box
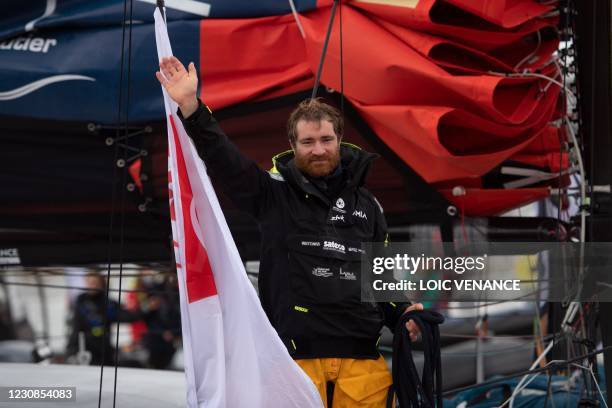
[296,356,393,408]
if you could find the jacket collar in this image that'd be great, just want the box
[270,142,378,204]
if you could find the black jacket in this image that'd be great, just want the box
[180,101,408,359]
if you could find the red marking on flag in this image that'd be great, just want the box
[173,240,179,247]
[169,115,218,302]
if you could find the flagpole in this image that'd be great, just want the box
[156,0,165,21]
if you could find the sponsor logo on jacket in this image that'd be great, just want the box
[301,241,321,247]
[312,267,333,278]
[323,241,345,253]
[339,269,356,281]
[332,197,347,214]
[352,209,367,220]
[330,215,345,222]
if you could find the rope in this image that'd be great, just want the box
[287,0,306,39]
[514,30,542,72]
[0,280,176,295]
[505,339,555,408]
[487,70,577,102]
[442,345,612,397]
[97,0,131,404]
[339,0,344,114]
[391,310,445,408]
[111,0,136,405]
[571,363,609,408]
[311,0,339,99]
[0,268,171,278]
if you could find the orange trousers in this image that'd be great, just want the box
[296,356,393,408]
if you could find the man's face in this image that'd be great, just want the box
[292,119,341,178]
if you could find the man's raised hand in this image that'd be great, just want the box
[156,56,199,118]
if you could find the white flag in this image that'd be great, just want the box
[154,8,323,408]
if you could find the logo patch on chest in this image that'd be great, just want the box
[312,267,333,278]
[339,269,357,280]
[352,209,368,220]
[323,240,346,254]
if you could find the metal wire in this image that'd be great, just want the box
[311,0,339,100]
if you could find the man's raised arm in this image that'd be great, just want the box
[156,57,274,219]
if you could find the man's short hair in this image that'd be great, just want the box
[287,98,344,146]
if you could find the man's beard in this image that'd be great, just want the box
[294,149,341,178]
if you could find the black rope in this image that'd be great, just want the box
[311,0,339,99]
[0,270,170,278]
[98,0,130,404]
[0,280,176,295]
[542,368,553,408]
[586,0,596,246]
[339,0,344,114]
[392,310,445,408]
[572,0,599,396]
[111,0,135,405]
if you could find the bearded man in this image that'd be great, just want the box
[157,57,421,407]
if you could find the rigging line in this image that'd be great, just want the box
[570,362,609,408]
[0,269,171,278]
[514,29,542,72]
[287,0,305,39]
[542,61,561,93]
[487,70,577,102]
[587,0,596,246]
[437,345,544,357]
[311,0,339,100]
[99,0,130,404]
[430,340,566,357]
[33,326,179,341]
[566,1,599,396]
[440,332,557,340]
[501,372,544,408]
[542,369,554,408]
[554,25,579,241]
[507,339,555,408]
[40,270,167,278]
[577,304,592,398]
[0,280,176,295]
[561,8,586,246]
[442,345,612,397]
[339,0,344,114]
[564,120,589,344]
[557,38,566,242]
[112,0,136,405]
[437,286,555,309]
[520,238,546,362]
